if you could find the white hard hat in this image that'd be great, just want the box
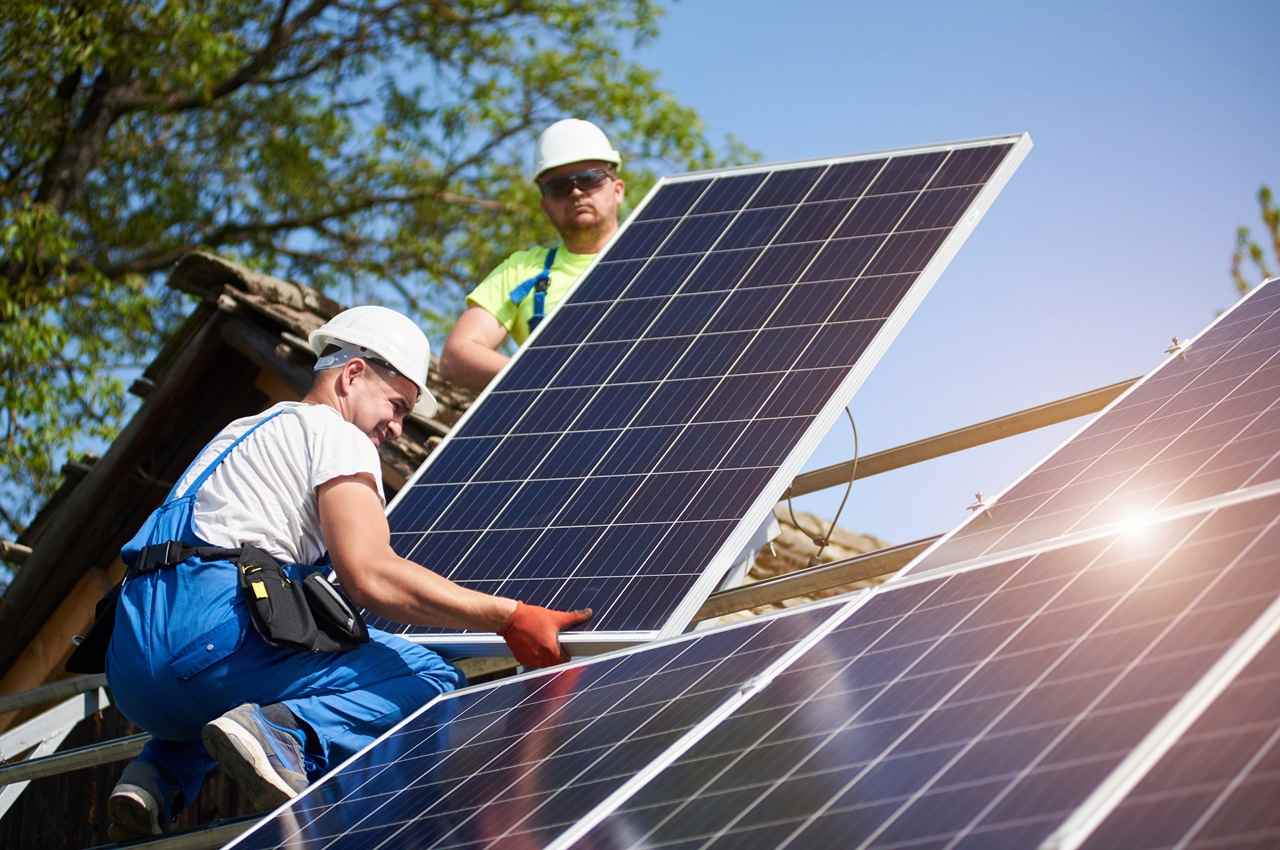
[534,119,621,180]
[309,305,439,419]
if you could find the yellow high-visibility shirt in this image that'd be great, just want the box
[464,245,597,345]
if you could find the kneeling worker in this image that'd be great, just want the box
[103,305,590,838]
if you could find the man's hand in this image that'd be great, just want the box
[499,602,593,668]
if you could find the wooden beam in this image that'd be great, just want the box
[694,536,940,621]
[785,378,1138,500]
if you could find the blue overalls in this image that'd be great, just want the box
[106,409,465,815]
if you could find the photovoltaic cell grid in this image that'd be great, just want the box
[1079,630,1280,850]
[226,603,838,850]
[912,277,1280,574]
[374,136,1029,642]
[574,491,1280,850]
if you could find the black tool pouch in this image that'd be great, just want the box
[238,544,368,653]
[65,583,123,674]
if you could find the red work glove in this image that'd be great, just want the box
[498,602,592,668]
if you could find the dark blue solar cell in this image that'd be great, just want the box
[633,378,718,427]
[758,366,847,418]
[435,480,520,531]
[472,432,551,482]
[868,151,948,194]
[830,273,916,321]
[864,228,948,275]
[801,235,884,282]
[446,528,527,580]
[933,143,1012,188]
[612,337,696,383]
[627,471,710,524]
[682,248,763,293]
[518,385,597,432]
[809,158,884,202]
[533,428,621,478]
[706,286,784,333]
[647,290,729,337]
[659,212,736,255]
[749,166,826,207]
[519,525,609,580]
[691,172,768,213]
[530,301,611,346]
[695,373,784,423]
[622,253,702,299]
[576,382,657,429]
[717,206,794,250]
[836,191,916,237]
[579,523,667,578]
[462,390,533,436]
[587,297,667,342]
[597,426,681,475]
[769,280,850,328]
[490,478,576,529]
[607,219,677,260]
[560,474,645,525]
[415,436,499,484]
[669,331,754,379]
[685,468,774,520]
[636,179,712,221]
[740,242,822,287]
[389,483,461,533]
[797,321,880,369]
[395,529,476,575]
[738,326,822,373]
[903,184,982,230]
[499,344,573,390]
[551,341,633,387]
[574,259,645,302]
[721,417,810,468]
[777,198,856,244]
[657,421,749,471]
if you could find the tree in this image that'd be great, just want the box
[1231,184,1279,294]
[0,1,751,537]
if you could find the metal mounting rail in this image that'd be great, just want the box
[0,732,148,786]
[0,673,106,715]
[784,377,1137,499]
[86,818,256,850]
[694,535,940,621]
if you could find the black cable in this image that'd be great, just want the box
[787,406,859,568]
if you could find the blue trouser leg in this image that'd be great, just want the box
[129,739,216,819]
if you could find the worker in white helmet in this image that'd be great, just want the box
[439,118,624,390]
[98,305,590,840]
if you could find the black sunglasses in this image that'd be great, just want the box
[538,167,614,199]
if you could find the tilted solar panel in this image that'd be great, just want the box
[572,493,1280,850]
[1074,630,1280,850]
[223,603,844,849]
[909,277,1280,575]
[374,135,1032,652]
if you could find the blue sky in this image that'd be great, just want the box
[631,1,1279,544]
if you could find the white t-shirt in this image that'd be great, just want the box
[174,402,385,565]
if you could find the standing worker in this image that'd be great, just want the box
[100,306,590,839]
[439,118,624,390]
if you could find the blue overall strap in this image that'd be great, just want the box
[172,410,286,502]
[508,247,557,333]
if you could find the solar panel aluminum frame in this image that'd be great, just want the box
[896,275,1280,583]
[222,594,869,850]
[383,133,1033,655]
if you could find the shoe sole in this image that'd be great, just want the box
[107,785,161,841]
[202,717,299,812]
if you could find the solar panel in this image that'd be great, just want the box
[571,491,1280,850]
[375,135,1032,652]
[909,277,1280,575]
[224,602,845,850]
[1073,631,1280,850]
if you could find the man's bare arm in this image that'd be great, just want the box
[318,475,517,629]
[439,306,511,392]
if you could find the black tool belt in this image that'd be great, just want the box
[67,541,369,675]
[236,544,369,653]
